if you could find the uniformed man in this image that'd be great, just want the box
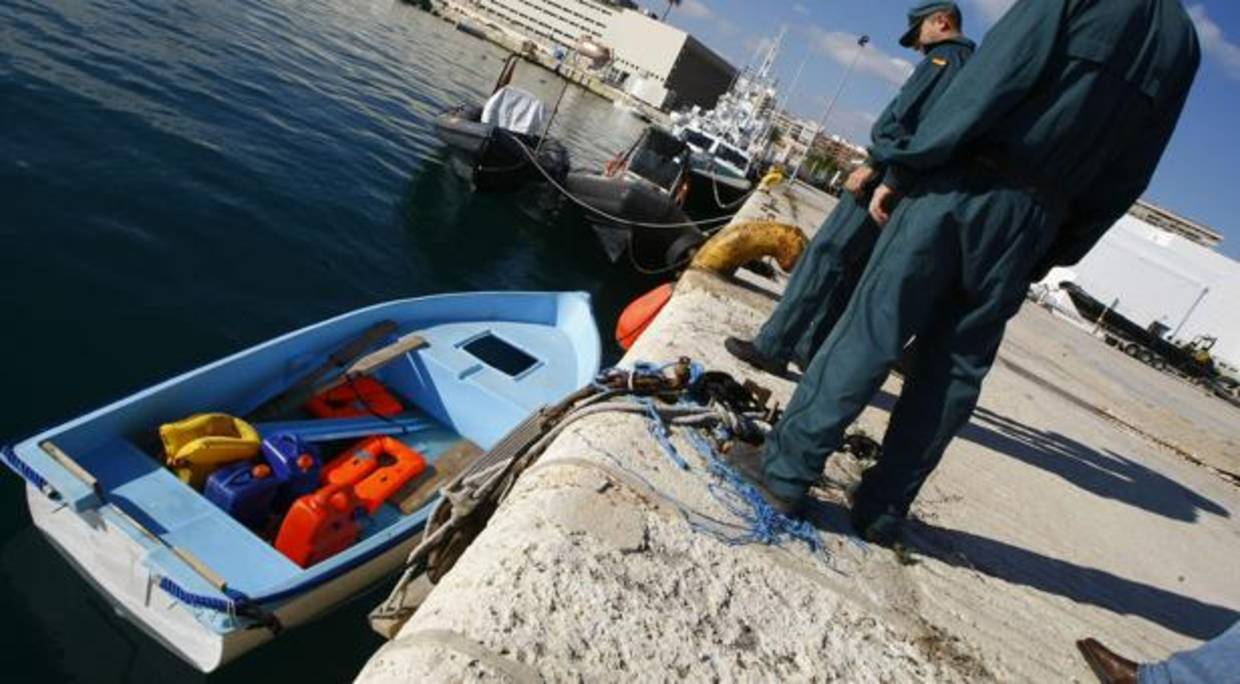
[728,0,1200,545]
[725,2,975,375]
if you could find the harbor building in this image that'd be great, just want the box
[1128,199,1224,250]
[462,0,735,110]
[810,133,868,170]
[769,110,822,168]
[601,9,735,110]
[470,0,629,45]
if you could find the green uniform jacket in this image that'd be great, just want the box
[871,0,1201,273]
[867,36,976,186]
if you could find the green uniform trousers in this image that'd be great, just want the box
[752,191,881,369]
[762,166,1061,516]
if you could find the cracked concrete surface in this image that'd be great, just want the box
[357,183,1240,682]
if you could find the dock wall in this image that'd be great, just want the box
[357,182,1240,682]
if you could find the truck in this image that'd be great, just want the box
[1059,282,1240,405]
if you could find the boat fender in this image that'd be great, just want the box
[688,221,808,277]
[604,153,626,177]
[305,377,403,419]
[616,283,674,351]
[674,177,691,206]
[760,167,786,189]
[160,414,262,490]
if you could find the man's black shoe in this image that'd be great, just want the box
[720,443,802,516]
[849,507,905,548]
[724,337,788,376]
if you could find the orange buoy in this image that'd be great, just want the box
[616,283,674,350]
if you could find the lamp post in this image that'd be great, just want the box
[793,34,869,182]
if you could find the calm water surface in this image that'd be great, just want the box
[0,0,651,680]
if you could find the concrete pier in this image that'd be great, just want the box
[357,182,1240,682]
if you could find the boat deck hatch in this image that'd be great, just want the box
[462,333,539,377]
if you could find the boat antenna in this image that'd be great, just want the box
[492,53,519,94]
[536,52,575,155]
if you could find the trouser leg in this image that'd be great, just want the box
[853,187,1055,519]
[851,290,1016,519]
[1139,620,1240,684]
[753,194,875,363]
[791,219,881,369]
[761,193,962,501]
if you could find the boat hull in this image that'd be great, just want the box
[434,109,568,192]
[29,486,421,671]
[565,171,704,271]
[684,167,752,218]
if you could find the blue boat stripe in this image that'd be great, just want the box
[2,444,51,493]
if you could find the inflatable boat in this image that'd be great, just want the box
[566,126,706,273]
[434,56,570,193]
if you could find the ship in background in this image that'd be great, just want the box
[669,27,787,214]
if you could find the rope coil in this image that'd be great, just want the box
[372,360,824,632]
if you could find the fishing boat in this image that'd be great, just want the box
[565,126,706,273]
[679,125,757,215]
[434,55,570,192]
[668,29,786,214]
[1,291,600,672]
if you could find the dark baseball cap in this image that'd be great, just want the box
[899,1,962,48]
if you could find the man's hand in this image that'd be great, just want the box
[844,165,878,197]
[869,184,902,226]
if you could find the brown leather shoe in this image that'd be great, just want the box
[720,443,802,516]
[1076,638,1139,684]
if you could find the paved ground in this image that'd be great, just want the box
[357,183,1240,682]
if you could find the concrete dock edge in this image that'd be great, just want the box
[357,182,1240,682]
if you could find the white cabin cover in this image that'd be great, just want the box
[481,86,548,137]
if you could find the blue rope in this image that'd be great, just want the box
[639,397,689,470]
[684,431,825,555]
[2,445,50,492]
[157,577,240,614]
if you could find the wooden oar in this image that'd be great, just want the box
[313,333,429,394]
[247,320,397,422]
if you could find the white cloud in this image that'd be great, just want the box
[806,27,915,86]
[968,0,1017,24]
[1189,3,1240,81]
[793,3,810,15]
[678,0,713,20]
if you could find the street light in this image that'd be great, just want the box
[793,34,869,182]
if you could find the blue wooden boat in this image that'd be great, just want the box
[1,292,600,672]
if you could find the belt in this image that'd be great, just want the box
[969,152,1069,220]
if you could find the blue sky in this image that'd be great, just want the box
[654,0,1240,259]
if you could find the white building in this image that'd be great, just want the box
[769,110,821,167]
[472,0,621,45]
[1042,207,1240,367]
[465,0,734,110]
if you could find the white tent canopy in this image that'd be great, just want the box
[1040,214,1240,368]
[481,86,548,137]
